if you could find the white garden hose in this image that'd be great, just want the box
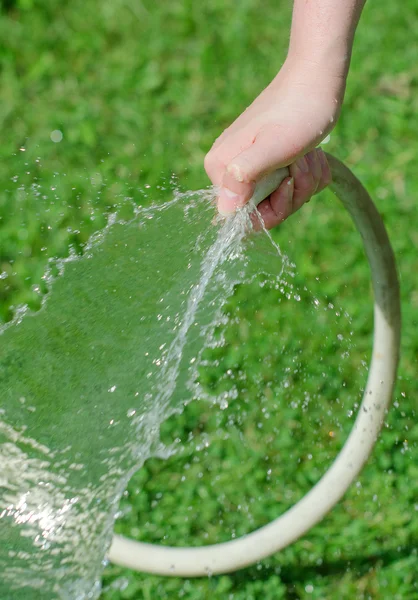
[108,154,401,576]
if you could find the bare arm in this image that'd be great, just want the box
[289,0,367,79]
[204,0,367,226]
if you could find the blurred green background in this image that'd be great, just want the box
[1,1,417,599]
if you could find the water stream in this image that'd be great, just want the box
[0,190,294,599]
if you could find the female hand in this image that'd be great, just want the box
[204,57,344,229]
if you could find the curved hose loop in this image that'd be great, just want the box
[108,154,401,576]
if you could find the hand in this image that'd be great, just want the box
[204,57,345,229]
[253,147,331,230]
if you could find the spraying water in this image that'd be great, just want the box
[0,189,294,599]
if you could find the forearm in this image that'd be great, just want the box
[206,0,367,212]
[288,0,366,78]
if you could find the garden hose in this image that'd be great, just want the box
[108,154,401,576]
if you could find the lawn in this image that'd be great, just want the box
[0,1,417,599]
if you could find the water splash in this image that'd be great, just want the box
[0,189,292,599]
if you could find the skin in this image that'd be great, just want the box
[204,0,367,229]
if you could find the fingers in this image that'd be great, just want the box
[254,148,331,230]
[205,123,331,226]
[204,126,258,214]
[252,177,294,231]
[290,151,320,211]
[316,148,332,192]
[205,124,305,216]
[204,148,255,215]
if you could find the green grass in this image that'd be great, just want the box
[1,1,417,599]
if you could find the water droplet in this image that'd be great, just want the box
[50,130,63,143]
[219,397,228,410]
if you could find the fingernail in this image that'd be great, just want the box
[226,163,244,182]
[295,156,309,174]
[217,187,241,216]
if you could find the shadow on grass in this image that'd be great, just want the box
[227,541,416,596]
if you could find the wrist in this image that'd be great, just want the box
[286,40,352,82]
[277,53,348,109]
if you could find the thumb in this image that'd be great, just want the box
[227,126,301,185]
[218,126,299,216]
